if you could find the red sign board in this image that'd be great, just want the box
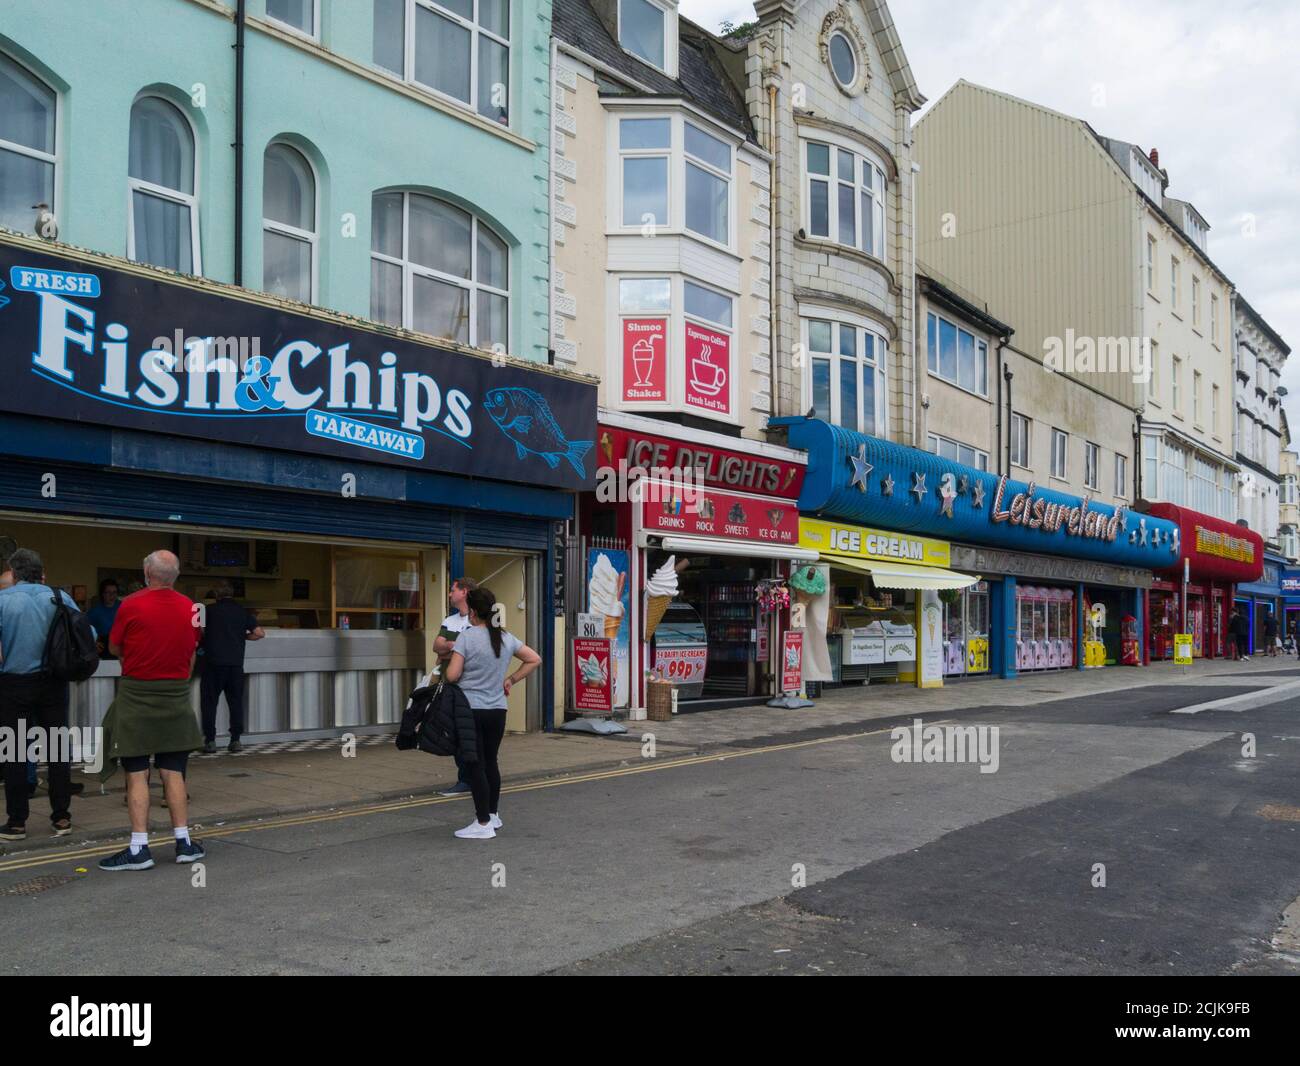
[597,424,804,499]
[621,318,667,404]
[781,631,803,694]
[572,637,613,713]
[654,645,707,685]
[640,485,799,545]
[683,321,730,416]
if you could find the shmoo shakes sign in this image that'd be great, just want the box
[0,242,596,490]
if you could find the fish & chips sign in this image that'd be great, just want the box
[0,243,595,489]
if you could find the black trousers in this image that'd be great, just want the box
[1235,633,1249,657]
[0,673,72,826]
[200,664,246,742]
[467,708,508,824]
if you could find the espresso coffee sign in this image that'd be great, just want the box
[683,321,730,416]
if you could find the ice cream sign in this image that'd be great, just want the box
[641,484,798,545]
[0,242,596,490]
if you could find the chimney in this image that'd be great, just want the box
[1149,148,1159,167]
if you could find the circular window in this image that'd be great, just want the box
[829,32,857,89]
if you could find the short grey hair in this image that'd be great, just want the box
[143,550,180,586]
[7,548,43,584]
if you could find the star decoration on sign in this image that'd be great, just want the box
[1138,518,1148,546]
[910,471,926,503]
[971,480,986,508]
[957,474,970,496]
[1170,528,1180,554]
[939,481,957,518]
[848,444,873,492]
[881,473,894,497]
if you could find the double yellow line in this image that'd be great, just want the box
[0,724,902,875]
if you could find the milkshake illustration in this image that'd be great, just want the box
[589,553,626,641]
[631,336,659,387]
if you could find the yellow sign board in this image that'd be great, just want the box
[798,517,950,568]
[1194,526,1255,564]
[1173,633,1194,666]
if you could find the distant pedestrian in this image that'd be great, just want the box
[442,587,541,840]
[1229,608,1249,662]
[433,576,476,797]
[1263,611,1278,657]
[199,583,265,753]
[97,550,205,872]
[86,578,122,658]
[0,549,78,841]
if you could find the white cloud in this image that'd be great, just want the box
[680,0,1300,432]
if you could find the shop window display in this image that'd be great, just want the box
[1016,586,1075,671]
[941,581,989,677]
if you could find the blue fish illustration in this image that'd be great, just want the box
[0,280,9,311]
[484,386,593,477]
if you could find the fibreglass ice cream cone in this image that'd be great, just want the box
[645,595,672,641]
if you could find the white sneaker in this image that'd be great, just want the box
[490,813,502,830]
[454,819,495,839]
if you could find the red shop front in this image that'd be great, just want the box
[580,414,811,715]
[1143,503,1264,661]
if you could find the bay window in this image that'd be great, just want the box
[805,316,888,435]
[0,54,57,236]
[927,311,988,395]
[370,190,509,352]
[804,139,886,259]
[614,113,734,247]
[373,0,511,126]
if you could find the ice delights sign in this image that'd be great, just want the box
[0,242,596,489]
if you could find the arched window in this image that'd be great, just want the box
[128,95,199,274]
[370,190,508,352]
[263,143,316,303]
[0,53,57,235]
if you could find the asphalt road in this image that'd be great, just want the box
[2,674,1298,975]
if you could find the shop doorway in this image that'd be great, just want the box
[942,581,990,678]
[463,548,542,733]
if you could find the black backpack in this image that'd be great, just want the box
[42,590,100,683]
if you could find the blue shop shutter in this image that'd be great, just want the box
[0,458,550,548]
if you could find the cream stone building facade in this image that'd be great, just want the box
[549,0,777,441]
[1233,296,1291,550]
[917,266,1138,507]
[915,81,1239,521]
[730,0,926,445]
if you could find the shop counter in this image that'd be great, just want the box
[69,629,425,739]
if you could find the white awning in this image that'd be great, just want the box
[653,534,819,562]
[826,555,979,590]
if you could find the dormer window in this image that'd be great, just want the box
[619,0,676,77]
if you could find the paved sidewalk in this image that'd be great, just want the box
[4,655,1296,856]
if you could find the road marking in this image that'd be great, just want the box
[0,723,917,875]
[1169,678,1300,715]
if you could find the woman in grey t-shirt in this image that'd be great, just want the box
[444,587,541,840]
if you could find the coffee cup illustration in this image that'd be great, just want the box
[689,344,726,396]
[631,335,660,387]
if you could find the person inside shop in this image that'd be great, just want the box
[443,586,541,840]
[433,576,478,797]
[1263,609,1278,658]
[0,549,81,841]
[198,582,266,754]
[86,578,122,659]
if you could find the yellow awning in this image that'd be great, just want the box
[826,555,979,591]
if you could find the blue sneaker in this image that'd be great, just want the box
[174,838,206,863]
[439,781,471,796]
[98,845,155,871]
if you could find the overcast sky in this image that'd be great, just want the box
[681,0,1300,430]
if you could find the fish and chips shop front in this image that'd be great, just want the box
[0,233,596,739]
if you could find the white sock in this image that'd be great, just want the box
[174,826,191,845]
[128,831,149,855]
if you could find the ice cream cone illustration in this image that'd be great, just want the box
[589,554,627,642]
[604,605,624,640]
[644,556,679,641]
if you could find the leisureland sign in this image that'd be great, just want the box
[0,242,596,490]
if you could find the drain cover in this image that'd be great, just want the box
[1259,804,1300,822]
[3,874,78,896]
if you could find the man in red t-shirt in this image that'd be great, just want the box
[99,550,206,872]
